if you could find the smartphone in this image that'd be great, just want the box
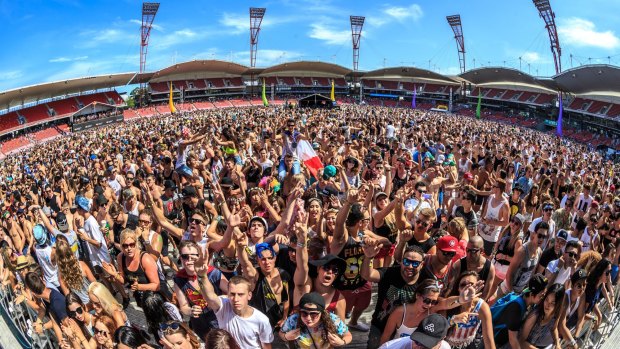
[422,193,432,200]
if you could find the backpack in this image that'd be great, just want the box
[490,292,526,336]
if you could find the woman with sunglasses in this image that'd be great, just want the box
[559,269,588,349]
[101,229,160,309]
[142,291,183,343]
[65,292,95,339]
[160,321,203,349]
[579,259,612,334]
[445,271,495,349]
[88,282,129,328]
[280,292,352,348]
[174,240,226,340]
[89,315,117,349]
[519,283,565,349]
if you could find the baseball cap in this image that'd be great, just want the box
[164,180,177,190]
[181,186,197,198]
[374,192,388,201]
[75,196,91,212]
[436,235,458,253]
[33,224,48,246]
[309,254,346,275]
[299,292,326,312]
[318,186,339,198]
[571,268,588,284]
[55,212,69,231]
[542,203,554,211]
[524,274,548,295]
[410,314,449,348]
[556,229,568,241]
[463,172,474,181]
[249,216,268,230]
[255,242,276,259]
[322,165,337,180]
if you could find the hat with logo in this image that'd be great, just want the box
[322,165,337,180]
[556,229,568,241]
[55,212,69,231]
[410,314,449,348]
[33,224,48,246]
[436,235,458,253]
[299,292,326,312]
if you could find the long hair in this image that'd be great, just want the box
[162,321,201,349]
[55,236,84,292]
[577,250,602,274]
[65,292,93,340]
[449,271,479,298]
[142,292,173,342]
[88,282,121,318]
[114,326,150,347]
[587,259,611,293]
[204,329,242,349]
[94,314,118,339]
[531,283,564,329]
[295,309,339,343]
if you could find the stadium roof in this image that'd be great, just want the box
[0,73,136,110]
[459,67,556,92]
[259,61,351,77]
[149,59,250,82]
[362,67,459,84]
[554,65,620,95]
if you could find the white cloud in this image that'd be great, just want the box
[78,29,129,48]
[365,17,387,28]
[0,70,23,81]
[232,49,302,67]
[49,56,88,63]
[521,52,542,63]
[558,18,619,49]
[129,19,164,31]
[152,29,203,50]
[219,12,294,35]
[383,4,423,22]
[308,24,351,45]
[44,55,137,82]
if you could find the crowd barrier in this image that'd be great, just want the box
[0,285,55,349]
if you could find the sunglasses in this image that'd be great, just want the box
[441,250,456,258]
[122,242,136,249]
[94,328,109,336]
[466,248,480,254]
[543,208,554,212]
[300,310,321,319]
[139,219,151,225]
[321,265,340,274]
[566,251,578,259]
[68,307,84,317]
[402,258,422,268]
[537,233,549,240]
[575,282,586,289]
[160,322,182,334]
[191,218,206,225]
[422,297,439,306]
[180,253,199,261]
[416,219,431,227]
[417,189,427,194]
[459,281,474,289]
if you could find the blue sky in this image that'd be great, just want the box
[0,0,619,92]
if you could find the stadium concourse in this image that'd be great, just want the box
[0,60,620,349]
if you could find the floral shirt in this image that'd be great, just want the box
[281,313,347,349]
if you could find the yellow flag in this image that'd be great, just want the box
[330,79,335,101]
[168,82,177,114]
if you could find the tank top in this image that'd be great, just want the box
[162,168,175,181]
[446,299,483,348]
[508,197,521,218]
[407,234,436,254]
[394,304,417,338]
[124,201,141,216]
[512,241,541,293]
[35,244,60,289]
[565,289,581,319]
[459,257,491,283]
[45,194,61,213]
[495,230,521,265]
[375,216,398,244]
[478,196,503,243]
[173,267,220,338]
[249,268,290,327]
[334,235,365,290]
[325,289,341,314]
[121,252,149,286]
[580,228,597,252]
[526,313,557,347]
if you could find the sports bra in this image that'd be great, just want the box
[394,304,417,338]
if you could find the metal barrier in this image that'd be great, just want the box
[0,285,56,349]
[574,283,620,349]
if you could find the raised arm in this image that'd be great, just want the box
[235,230,258,288]
[196,249,222,312]
[360,239,382,283]
[330,189,357,254]
[293,218,311,306]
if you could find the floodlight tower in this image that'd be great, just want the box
[250,8,266,68]
[446,15,466,74]
[140,3,160,76]
[533,0,563,136]
[350,16,365,73]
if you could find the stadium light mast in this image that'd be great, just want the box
[140,3,160,76]
[249,8,266,68]
[446,15,466,74]
[533,0,563,136]
[350,16,365,73]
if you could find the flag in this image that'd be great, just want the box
[168,82,177,114]
[412,86,416,109]
[557,92,563,137]
[475,89,482,119]
[296,140,323,179]
[330,79,335,101]
[262,79,269,107]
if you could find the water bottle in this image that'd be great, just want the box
[100,220,109,236]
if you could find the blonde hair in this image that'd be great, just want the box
[88,282,121,317]
[447,217,467,240]
[119,229,143,250]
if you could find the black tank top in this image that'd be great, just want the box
[407,235,436,254]
[508,198,521,218]
[162,168,174,181]
[459,257,491,282]
[45,194,60,213]
[121,252,149,285]
[334,234,365,290]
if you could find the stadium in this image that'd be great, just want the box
[0,0,620,348]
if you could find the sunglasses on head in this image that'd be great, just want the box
[421,297,439,306]
[122,242,136,249]
[180,253,199,261]
[68,307,84,317]
[402,258,422,268]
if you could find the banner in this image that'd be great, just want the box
[262,79,269,107]
[330,79,335,101]
[412,85,416,108]
[449,87,453,113]
[168,82,177,114]
[557,92,563,137]
[475,90,482,119]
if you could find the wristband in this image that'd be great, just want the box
[296,242,306,248]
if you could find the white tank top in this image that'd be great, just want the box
[35,244,60,289]
[478,195,504,242]
[395,304,417,338]
[580,228,597,252]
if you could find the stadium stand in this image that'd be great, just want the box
[193,101,216,109]
[0,112,20,130]
[123,109,141,120]
[77,92,110,106]
[568,97,590,110]
[21,104,52,123]
[1,137,31,154]
[31,126,62,142]
[47,98,79,116]
[587,100,611,115]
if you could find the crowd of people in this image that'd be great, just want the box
[0,104,619,349]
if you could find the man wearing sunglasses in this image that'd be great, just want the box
[419,235,458,296]
[450,236,496,301]
[527,202,556,249]
[361,242,425,349]
[545,240,580,287]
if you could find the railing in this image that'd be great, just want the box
[0,285,56,349]
[571,283,620,349]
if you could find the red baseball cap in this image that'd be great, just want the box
[437,235,458,252]
[463,172,474,181]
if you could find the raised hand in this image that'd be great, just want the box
[346,188,359,204]
[399,229,414,243]
[327,332,346,347]
[227,213,242,228]
[362,239,383,259]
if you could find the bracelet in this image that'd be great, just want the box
[296,242,306,248]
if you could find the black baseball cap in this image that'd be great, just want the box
[309,254,346,275]
[164,180,177,190]
[524,274,548,295]
[181,186,197,198]
[299,292,325,312]
[410,314,449,348]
